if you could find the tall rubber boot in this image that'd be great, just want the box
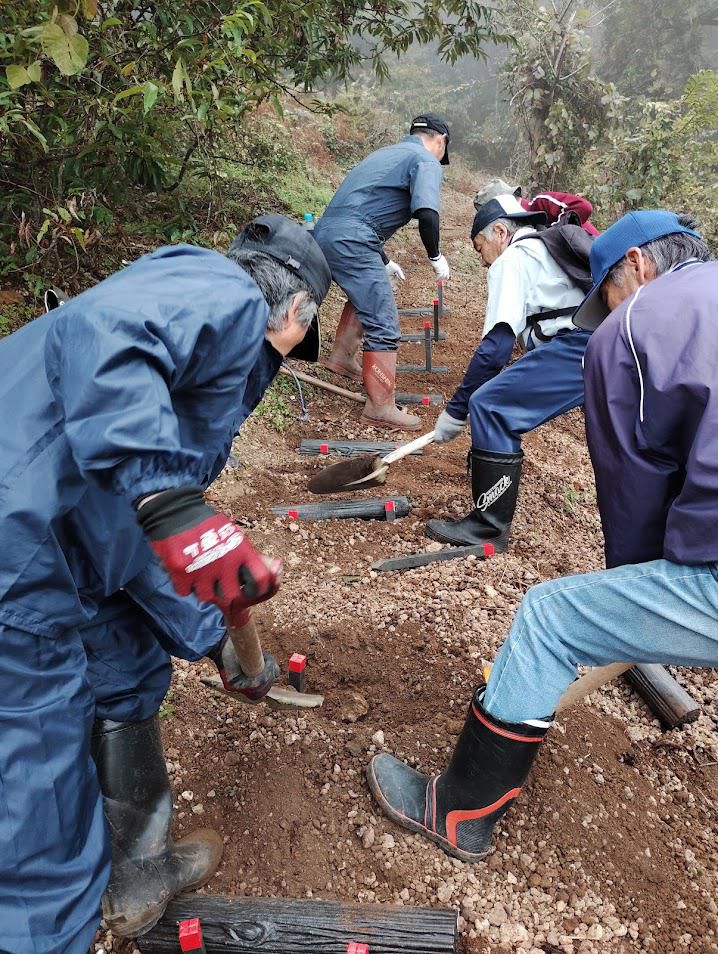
[426,447,523,550]
[92,716,223,937]
[360,351,421,431]
[367,685,548,862]
[322,302,364,382]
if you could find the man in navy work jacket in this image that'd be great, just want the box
[0,215,330,952]
[425,193,591,550]
[367,209,714,865]
[313,113,450,431]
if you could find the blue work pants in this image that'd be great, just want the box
[469,330,590,453]
[313,218,399,352]
[484,559,718,723]
[0,595,173,953]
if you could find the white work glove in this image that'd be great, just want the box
[429,253,450,280]
[385,259,406,283]
[433,409,466,444]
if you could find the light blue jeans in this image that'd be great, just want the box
[484,558,718,723]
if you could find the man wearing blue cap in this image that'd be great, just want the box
[368,209,714,864]
[0,215,331,950]
[314,114,450,431]
[425,193,593,549]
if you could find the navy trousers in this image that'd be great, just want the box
[469,330,591,452]
[313,218,400,352]
[0,563,222,953]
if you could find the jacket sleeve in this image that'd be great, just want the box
[44,246,268,502]
[445,323,516,421]
[124,556,226,660]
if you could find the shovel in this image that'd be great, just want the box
[308,430,436,495]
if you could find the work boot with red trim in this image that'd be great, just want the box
[322,302,364,382]
[366,686,548,862]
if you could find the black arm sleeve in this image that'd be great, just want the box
[415,207,440,259]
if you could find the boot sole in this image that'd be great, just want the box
[365,761,490,864]
[105,829,224,938]
[425,522,507,551]
[359,413,421,432]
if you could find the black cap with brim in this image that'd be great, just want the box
[229,214,331,303]
[410,113,450,165]
[572,284,609,331]
[471,195,547,240]
[229,214,331,362]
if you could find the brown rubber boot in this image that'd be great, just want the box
[360,351,421,431]
[322,302,363,382]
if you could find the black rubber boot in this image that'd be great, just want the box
[366,686,547,862]
[425,448,523,550]
[92,716,223,937]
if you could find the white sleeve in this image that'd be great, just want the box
[482,248,538,338]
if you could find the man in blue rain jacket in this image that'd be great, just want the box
[0,214,330,953]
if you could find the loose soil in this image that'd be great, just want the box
[107,176,718,954]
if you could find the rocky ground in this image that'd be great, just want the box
[100,175,718,954]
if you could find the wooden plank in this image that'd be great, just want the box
[400,330,448,342]
[372,543,494,571]
[398,306,451,317]
[273,496,411,521]
[625,664,701,728]
[300,440,423,457]
[138,896,458,953]
[396,364,448,374]
[396,392,444,405]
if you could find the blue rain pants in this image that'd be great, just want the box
[469,329,591,453]
[0,562,223,954]
[313,218,399,352]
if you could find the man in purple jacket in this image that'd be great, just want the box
[367,210,715,863]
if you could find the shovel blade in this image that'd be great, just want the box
[308,454,386,494]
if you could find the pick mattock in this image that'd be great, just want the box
[308,430,435,495]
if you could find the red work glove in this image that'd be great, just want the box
[137,485,281,612]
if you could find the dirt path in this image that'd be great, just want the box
[150,180,718,954]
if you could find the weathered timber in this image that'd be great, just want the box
[398,306,451,317]
[273,496,411,521]
[300,440,423,457]
[396,363,448,374]
[400,329,447,342]
[371,543,493,572]
[138,896,458,953]
[396,392,444,405]
[625,664,701,728]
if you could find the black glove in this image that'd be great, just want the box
[207,634,280,702]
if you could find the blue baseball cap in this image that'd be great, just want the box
[573,210,701,330]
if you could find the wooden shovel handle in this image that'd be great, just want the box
[227,614,265,678]
[381,430,436,466]
[556,662,634,712]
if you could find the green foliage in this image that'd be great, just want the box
[254,376,296,432]
[577,71,718,244]
[500,1,619,188]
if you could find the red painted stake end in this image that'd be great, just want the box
[347,944,370,954]
[421,396,430,406]
[288,509,299,520]
[179,918,204,953]
[319,442,330,454]
[433,297,439,305]
[289,652,307,672]
[482,542,495,557]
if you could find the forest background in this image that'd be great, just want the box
[0,0,716,331]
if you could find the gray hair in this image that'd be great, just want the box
[226,249,318,331]
[606,214,712,287]
[478,218,524,241]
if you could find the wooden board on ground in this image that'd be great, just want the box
[396,392,444,405]
[371,543,494,571]
[138,895,459,953]
[300,439,424,457]
[400,330,448,342]
[397,364,448,374]
[625,664,701,728]
[273,496,411,521]
[399,306,451,317]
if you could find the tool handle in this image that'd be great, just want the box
[227,613,265,678]
[381,431,435,466]
[556,662,633,712]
